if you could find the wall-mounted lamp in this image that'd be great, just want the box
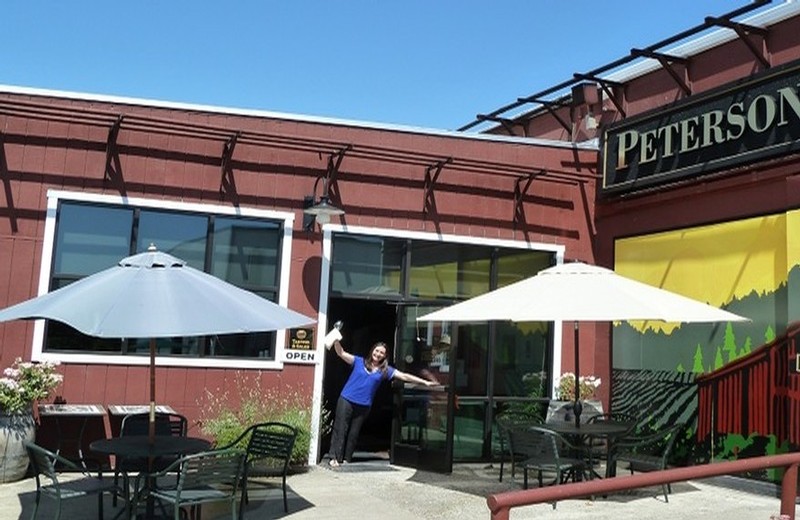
[303,177,345,230]
[304,149,349,230]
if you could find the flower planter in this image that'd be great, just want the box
[0,410,35,483]
[0,358,63,482]
[545,399,604,424]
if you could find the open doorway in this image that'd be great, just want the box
[321,297,397,459]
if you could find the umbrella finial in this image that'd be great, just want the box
[147,243,157,252]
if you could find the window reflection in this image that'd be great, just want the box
[330,235,403,296]
[54,203,133,275]
[138,210,207,269]
[409,242,491,300]
[46,201,284,360]
[211,218,279,289]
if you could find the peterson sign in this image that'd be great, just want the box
[602,60,800,194]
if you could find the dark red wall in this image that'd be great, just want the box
[0,93,597,429]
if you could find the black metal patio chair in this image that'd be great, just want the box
[215,421,298,517]
[133,448,245,520]
[585,411,639,470]
[506,425,592,508]
[113,412,188,507]
[24,440,119,520]
[495,412,542,482]
[609,423,685,502]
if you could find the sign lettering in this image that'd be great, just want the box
[283,327,318,364]
[603,60,800,194]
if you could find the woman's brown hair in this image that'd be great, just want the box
[364,342,390,378]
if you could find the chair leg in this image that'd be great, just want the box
[97,490,104,520]
[282,474,289,512]
[523,468,528,489]
[499,458,504,482]
[663,483,670,503]
[112,472,118,507]
[238,484,247,520]
[121,473,130,507]
[30,490,40,520]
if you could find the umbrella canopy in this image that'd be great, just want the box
[0,246,315,439]
[417,262,747,324]
[418,261,749,426]
[0,248,313,337]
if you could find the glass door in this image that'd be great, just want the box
[390,304,454,473]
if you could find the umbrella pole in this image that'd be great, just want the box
[147,336,157,519]
[149,337,156,444]
[573,321,582,428]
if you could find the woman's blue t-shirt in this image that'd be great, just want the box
[341,355,396,406]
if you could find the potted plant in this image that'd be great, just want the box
[0,358,63,482]
[546,372,603,423]
[556,372,601,402]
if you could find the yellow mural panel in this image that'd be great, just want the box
[788,209,800,270]
[616,213,788,332]
[617,214,787,302]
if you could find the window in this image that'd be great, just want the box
[409,242,491,300]
[329,235,404,297]
[492,249,554,397]
[328,230,560,461]
[46,200,284,360]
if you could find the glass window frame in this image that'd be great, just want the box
[327,227,561,461]
[31,190,297,370]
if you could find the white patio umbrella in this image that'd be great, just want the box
[0,245,315,440]
[418,261,749,426]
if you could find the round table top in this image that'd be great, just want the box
[543,420,633,437]
[90,435,212,458]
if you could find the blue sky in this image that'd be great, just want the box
[2,1,763,130]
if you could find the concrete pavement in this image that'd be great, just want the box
[0,458,791,519]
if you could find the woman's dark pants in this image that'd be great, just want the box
[328,396,370,463]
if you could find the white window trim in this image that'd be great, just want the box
[307,222,566,464]
[32,189,296,370]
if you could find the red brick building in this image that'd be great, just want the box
[2,1,800,471]
[0,84,596,467]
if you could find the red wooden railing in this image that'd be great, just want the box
[696,322,800,444]
[487,453,800,520]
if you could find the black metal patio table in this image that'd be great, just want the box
[542,421,634,479]
[90,435,212,519]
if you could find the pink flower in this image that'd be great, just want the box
[556,372,601,400]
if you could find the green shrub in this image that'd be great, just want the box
[197,373,331,466]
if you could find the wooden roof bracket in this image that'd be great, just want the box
[423,158,452,217]
[518,98,572,135]
[513,170,545,230]
[0,131,18,233]
[104,115,124,182]
[573,73,626,118]
[475,114,528,137]
[630,48,692,96]
[705,16,770,69]
[219,132,240,201]
[322,145,352,204]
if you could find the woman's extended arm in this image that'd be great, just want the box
[393,370,438,386]
[333,339,355,365]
